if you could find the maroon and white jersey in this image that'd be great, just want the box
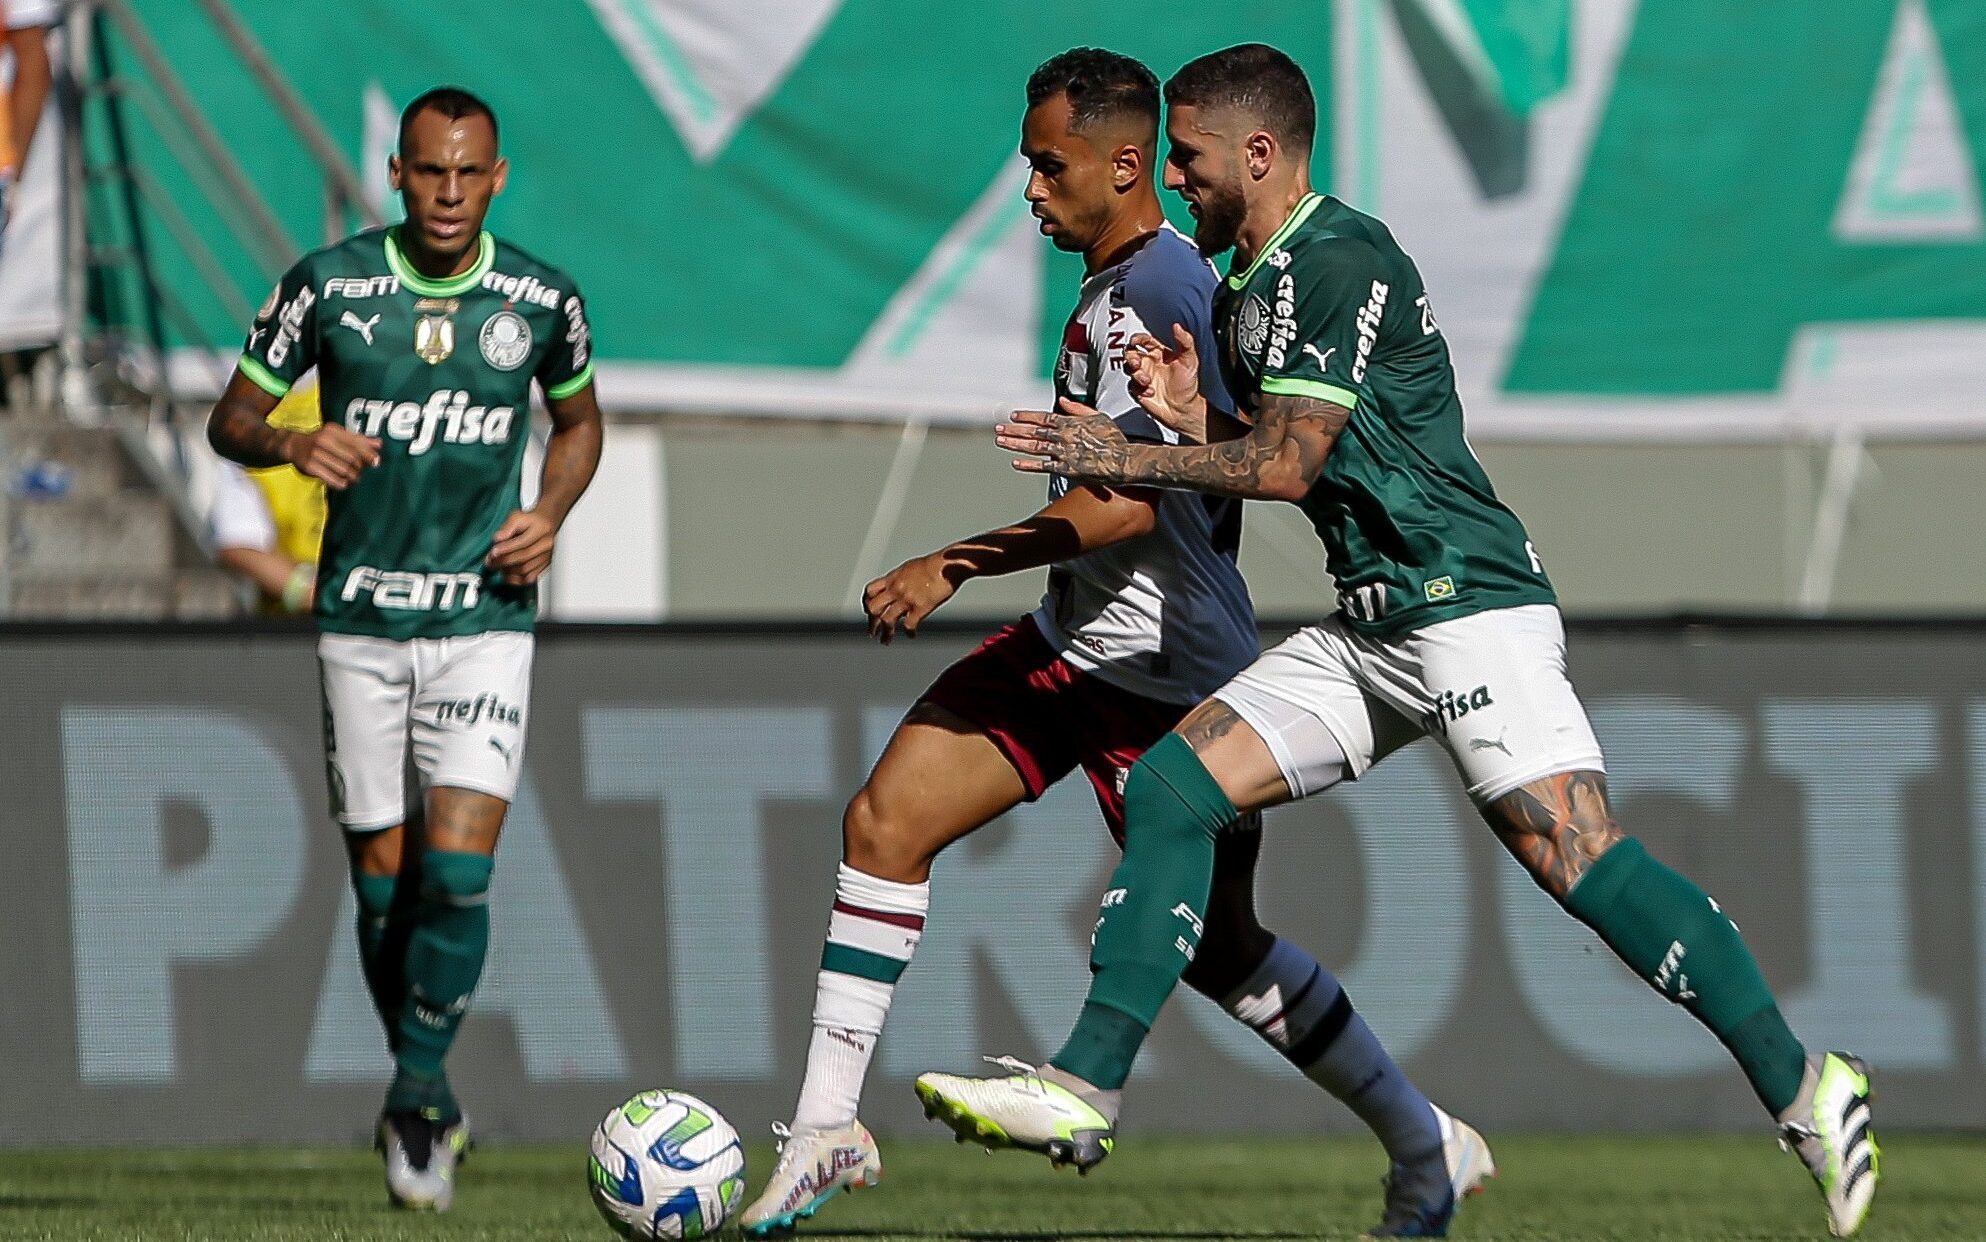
[1030,226,1258,704]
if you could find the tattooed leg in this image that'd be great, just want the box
[1173,697,1299,815]
[1489,767,1808,1116]
[1482,768,1623,899]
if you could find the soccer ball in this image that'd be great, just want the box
[588,1089,746,1239]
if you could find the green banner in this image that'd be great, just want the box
[103,0,1986,436]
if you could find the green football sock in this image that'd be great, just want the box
[1051,734,1235,1090]
[393,850,493,1107]
[351,871,402,1044]
[1564,837,1808,1114]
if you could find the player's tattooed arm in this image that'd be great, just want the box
[487,381,603,585]
[207,369,381,487]
[863,483,1156,644]
[996,390,1346,501]
[206,371,294,469]
[1484,769,1624,899]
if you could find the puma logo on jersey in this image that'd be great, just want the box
[340,311,381,345]
[1469,730,1510,756]
[1302,344,1335,370]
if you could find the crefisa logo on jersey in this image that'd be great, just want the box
[480,311,533,371]
[1263,273,1298,369]
[342,389,515,456]
[1421,683,1494,736]
[1351,280,1389,383]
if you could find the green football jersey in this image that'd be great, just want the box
[238,226,594,640]
[1213,192,1554,636]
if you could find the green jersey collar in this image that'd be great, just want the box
[384,227,495,297]
[1226,192,1324,289]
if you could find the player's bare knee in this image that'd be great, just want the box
[425,787,507,857]
[841,785,929,881]
[346,824,405,877]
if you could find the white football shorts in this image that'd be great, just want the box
[317,630,533,830]
[1214,604,1604,806]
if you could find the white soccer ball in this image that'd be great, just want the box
[588,1089,746,1239]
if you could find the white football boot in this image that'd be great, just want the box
[1779,1052,1879,1237]
[378,1109,469,1211]
[914,1056,1117,1172]
[1436,1105,1497,1201]
[739,1120,882,1236]
[1366,1106,1496,1238]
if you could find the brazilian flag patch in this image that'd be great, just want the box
[1424,576,1457,602]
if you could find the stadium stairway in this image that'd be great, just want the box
[1,409,238,619]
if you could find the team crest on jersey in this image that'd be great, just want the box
[413,298,458,365]
[1237,294,1271,359]
[479,310,532,371]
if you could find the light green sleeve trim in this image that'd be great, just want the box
[544,362,595,401]
[1259,375,1359,409]
[238,355,293,398]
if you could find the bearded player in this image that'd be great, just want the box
[921,44,1878,1239]
[207,86,602,1211]
[739,49,1491,1241]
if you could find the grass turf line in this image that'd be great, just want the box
[0,1134,1974,1240]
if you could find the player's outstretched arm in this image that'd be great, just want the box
[486,382,603,586]
[863,483,1157,644]
[995,391,1345,502]
[207,369,380,486]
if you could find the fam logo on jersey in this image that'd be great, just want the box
[256,284,282,322]
[1421,683,1494,736]
[1237,295,1271,358]
[1351,280,1389,383]
[414,297,458,365]
[342,389,516,456]
[324,275,401,299]
[340,566,482,612]
[480,311,533,371]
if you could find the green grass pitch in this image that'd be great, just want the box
[0,1134,1975,1240]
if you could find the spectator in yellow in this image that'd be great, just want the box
[209,381,327,614]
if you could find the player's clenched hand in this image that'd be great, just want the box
[995,398,1132,483]
[863,553,958,645]
[1126,323,1210,441]
[486,509,558,585]
[286,424,381,490]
